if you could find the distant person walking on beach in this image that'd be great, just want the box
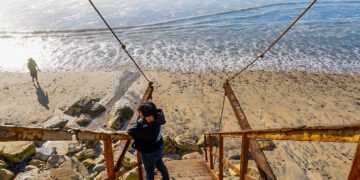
[127,101,169,180]
[27,58,40,84]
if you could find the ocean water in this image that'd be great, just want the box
[0,0,359,73]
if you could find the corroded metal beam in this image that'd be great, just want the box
[0,126,72,141]
[0,126,132,142]
[114,84,154,171]
[223,81,276,180]
[206,124,360,143]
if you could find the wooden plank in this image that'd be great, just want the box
[114,84,154,171]
[223,81,276,180]
[348,140,360,180]
[219,135,224,180]
[240,137,250,180]
[103,135,115,180]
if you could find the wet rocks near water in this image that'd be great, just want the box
[63,96,105,117]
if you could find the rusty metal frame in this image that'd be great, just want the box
[0,126,132,142]
[223,80,276,179]
[206,124,360,143]
[205,124,360,179]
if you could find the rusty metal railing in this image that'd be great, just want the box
[0,84,154,180]
[202,80,360,180]
[204,125,360,180]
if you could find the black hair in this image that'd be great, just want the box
[138,101,157,117]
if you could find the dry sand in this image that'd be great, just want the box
[0,70,359,179]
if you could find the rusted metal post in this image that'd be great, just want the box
[348,140,360,180]
[103,135,115,180]
[219,135,224,180]
[240,136,250,180]
[204,135,208,162]
[136,151,144,180]
[209,136,214,170]
[223,81,276,180]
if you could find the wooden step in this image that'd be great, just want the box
[155,159,215,180]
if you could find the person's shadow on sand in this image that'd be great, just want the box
[34,84,49,110]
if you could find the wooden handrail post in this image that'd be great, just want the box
[240,136,250,180]
[209,136,214,170]
[103,135,115,180]
[219,135,224,180]
[348,140,360,179]
[136,151,144,180]
[204,135,208,162]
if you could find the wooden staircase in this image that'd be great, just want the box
[155,159,215,180]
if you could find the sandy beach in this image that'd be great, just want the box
[0,70,359,179]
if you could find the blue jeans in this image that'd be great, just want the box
[141,144,169,180]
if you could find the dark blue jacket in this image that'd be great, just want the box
[127,109,166,153]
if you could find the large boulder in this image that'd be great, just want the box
[105,104,134,130]
[174,133,199,152]
[64,97,105,117]
[0,141,36,163]
[0,169,15,180]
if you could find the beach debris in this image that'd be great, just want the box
[63,96,105,117]
[0,141,36,163]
